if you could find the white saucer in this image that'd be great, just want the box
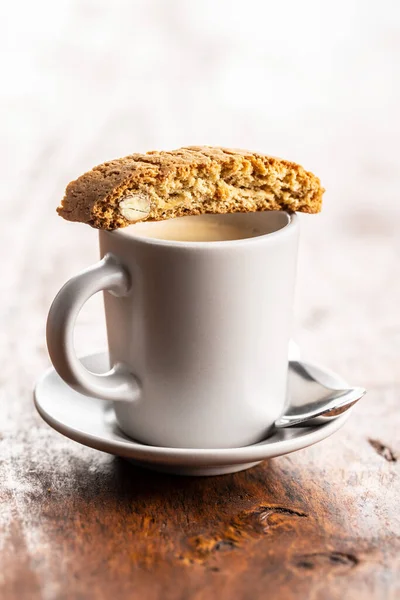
[34,352,352,476]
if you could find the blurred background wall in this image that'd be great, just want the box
[1,0,399,386]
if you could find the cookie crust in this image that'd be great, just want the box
[57,146,324,230]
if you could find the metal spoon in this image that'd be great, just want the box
[275,360,366,428]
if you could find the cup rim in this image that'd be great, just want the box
[105,210,299,249]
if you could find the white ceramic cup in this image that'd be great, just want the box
[47,211,299,448]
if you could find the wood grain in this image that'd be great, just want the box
[1,388,399,599]
[1,0,400,598]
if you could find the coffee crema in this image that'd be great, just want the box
[121,214,264,242]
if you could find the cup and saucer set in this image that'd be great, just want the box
[34,212,361,476]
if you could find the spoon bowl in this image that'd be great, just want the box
[275,360,366,429]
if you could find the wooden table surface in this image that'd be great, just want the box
[1,1,399,598]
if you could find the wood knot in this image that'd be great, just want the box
[183,505,308,564]
[213,540,236,552]
[255,506,308,532]
[368,438,397,462]
[293,552,359,572]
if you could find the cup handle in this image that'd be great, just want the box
[46,253,140,402]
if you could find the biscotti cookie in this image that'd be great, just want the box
[57,146,324,230]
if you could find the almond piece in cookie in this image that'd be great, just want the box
[118,193,151,222]
[57,146,324,230]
